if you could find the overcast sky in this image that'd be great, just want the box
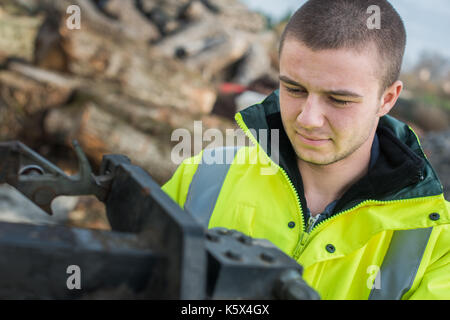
[240,0,450,70]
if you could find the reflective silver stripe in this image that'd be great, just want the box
[369,227,433,300]
[184,146,241,228]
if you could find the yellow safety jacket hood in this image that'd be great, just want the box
[162,90,450,300]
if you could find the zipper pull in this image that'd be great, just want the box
[306,214,320,233]
[299,214,320,247]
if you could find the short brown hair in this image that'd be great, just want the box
[279,0,406,94]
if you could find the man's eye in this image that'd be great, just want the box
[329,96,350,106]
[285,86,307,95]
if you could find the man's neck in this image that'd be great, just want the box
[298,134,376,216]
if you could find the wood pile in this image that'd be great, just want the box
[0,0,280,184]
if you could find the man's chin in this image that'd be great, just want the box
[299,157,338,166]
[296,150,343,166]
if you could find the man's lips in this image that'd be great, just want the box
[295,132,330,146]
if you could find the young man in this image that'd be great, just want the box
[162,0,450,299]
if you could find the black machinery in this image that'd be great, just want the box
[0,141,319,299]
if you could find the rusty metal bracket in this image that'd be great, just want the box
[0,140,113,215]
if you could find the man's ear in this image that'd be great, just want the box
[378,80,403,117]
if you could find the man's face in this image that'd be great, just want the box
[279,39,383,166]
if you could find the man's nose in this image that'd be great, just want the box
[296,94,325,129]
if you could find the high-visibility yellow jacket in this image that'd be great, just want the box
[162,91,450,300]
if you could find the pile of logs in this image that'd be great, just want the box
[0,0,280,184]
[1,0,448,204]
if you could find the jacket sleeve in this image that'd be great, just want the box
[161,152,202,209]
[407,251,450,299]
[407,219,450,300]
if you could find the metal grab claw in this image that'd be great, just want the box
[0,140,113,215]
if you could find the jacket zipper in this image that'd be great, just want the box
[235,115,365,259]
[302,214,320,243]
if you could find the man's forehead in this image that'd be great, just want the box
[279,39,380,93]
[280,38,379,69]
[281,36,380,60]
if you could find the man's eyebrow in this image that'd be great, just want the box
[279,75,304,87]
[323,89,363,98]
[279,75,363,98]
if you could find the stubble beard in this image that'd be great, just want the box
[293,122,376,167]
